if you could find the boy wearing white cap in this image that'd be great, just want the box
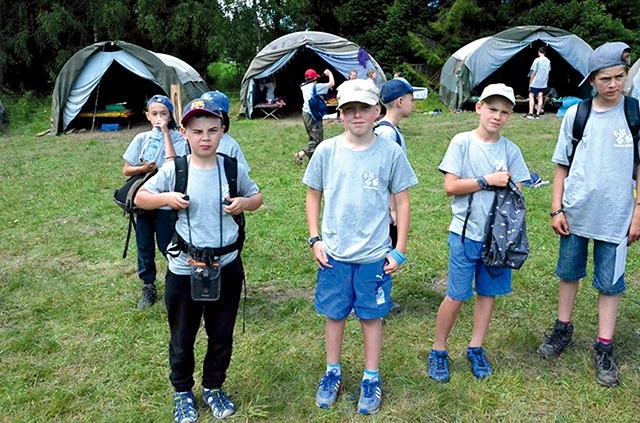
[303,79,418,414]
[428,83,529,383]
[539,42,640,387]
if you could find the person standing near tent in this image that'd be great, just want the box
[538,42,637,388]
[122,95,188,310]
[201,90,252,172]
[294,68,335,165]
[526,46,551,119]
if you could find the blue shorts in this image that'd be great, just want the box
[529,87,545,96]
[447,232,512,301]
[555,234,625,295]
[315,256,392,320]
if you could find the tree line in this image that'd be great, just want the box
[0,0,638,94]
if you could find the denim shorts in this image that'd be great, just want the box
[447,232,512,301]
[555,234,625,295]
[315,256,392,320]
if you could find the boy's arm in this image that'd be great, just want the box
[135,186,189,211]
[550,164,570,236]
[306,187,331,269]
[223,192,263,215]
[384,189,410,274]
[324,69,335,89]
[443,171,509,196]
[629,163,640,245]
[123,161,156,177]
[162,128,177,160]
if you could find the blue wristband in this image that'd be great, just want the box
[388,249,407,265]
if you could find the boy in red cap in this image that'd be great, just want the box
[294,68,335,165]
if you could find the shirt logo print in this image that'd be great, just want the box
[613,128,633,147]
[363,172,379,190]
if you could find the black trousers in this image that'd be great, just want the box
[165,256,244,392]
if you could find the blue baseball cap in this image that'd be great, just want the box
[180,99,224,126]
[201,91,230,113]
[146,94,177,128]
[380,78,424,104]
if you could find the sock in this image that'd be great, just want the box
[596,337,612,345]
[326,362,341,376]
[557,319,572,327]
[363,368,379,382]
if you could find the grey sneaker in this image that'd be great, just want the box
[538,320,573,358]
[138,284,157,310]
[593,342,619,387]
[315,369,342,408]
[203,388,235,419]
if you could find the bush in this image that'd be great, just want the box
[206,61,243,94]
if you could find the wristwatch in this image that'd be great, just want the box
[307,236,322,248]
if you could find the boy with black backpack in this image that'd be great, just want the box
[538,42,640,388]
[427,84,529,383]
[135,98,263,422]
[294,68,335,165]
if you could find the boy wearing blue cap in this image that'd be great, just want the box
[304,79,418,415]
[539,42,639,387]
[136,98,263,422]
[122,95,189,310]
[200,90,251,172]
[428,83,529,383]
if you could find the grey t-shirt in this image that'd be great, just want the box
[302,134,418,263]
[218,133,251,173]
[530,56,551,89]
[300,82,330,114]
[374,123,407,155]
[552,100,636,244]
[144,156,260,274]
[439,132,530,242]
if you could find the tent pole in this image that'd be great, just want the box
[91,81,101,131]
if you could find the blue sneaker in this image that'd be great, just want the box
[315,369,342,408]
[467,347,493,379]
[357,378,382,415]
[203,388,235,420]
[427,349,450,382]
[173,391,198,423]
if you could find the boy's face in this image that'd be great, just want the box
[340,102,380,137]
[181,115,224,159]
[145,102,171,127]
[398,93,415,117]
[590,66,627,102]
[475,96,513,135]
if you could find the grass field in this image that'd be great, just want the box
[2,98,640,422]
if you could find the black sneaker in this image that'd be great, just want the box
[138,284,157,310]
[538,320,573,358]
[593,342,619,387]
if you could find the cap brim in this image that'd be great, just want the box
[180,109,223,125]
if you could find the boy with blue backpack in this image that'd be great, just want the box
[294,68,335,165]
[428,84,529,383]
[135,98,263,421]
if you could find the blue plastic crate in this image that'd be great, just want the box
[100,123,121,131]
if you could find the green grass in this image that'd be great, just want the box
[2,99,640,422]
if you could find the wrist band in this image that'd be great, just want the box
[388,249,407,265]
[550,208,565,217]
[476,176,489,190]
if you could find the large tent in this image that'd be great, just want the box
[51,40,208,134]
[240,31,386,118]
[439,26,593,110]
[623,59,640,100]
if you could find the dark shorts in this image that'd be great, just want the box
[529,87,546,96]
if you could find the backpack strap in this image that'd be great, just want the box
[373,120,402,146]
[217,152,245,253]
[623,96,640,166]
[568,98,592,168]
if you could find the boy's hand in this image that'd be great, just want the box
[312,241,332,270]
[166,192,190,210]
[141,161,157,172]
[223,196,245,215]
[484,171,510,188]
[383,255,400,274]
[323,69,331,76]
[551,213,570,236]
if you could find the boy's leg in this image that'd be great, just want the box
[432,296,464,350]
[469,295,495,348]
[557,279,580,322]
[597,293,621,340]
[325,317,347,365]
[165,270,203,392]
[537,92,544,115]
[528,92,535,115]
[360,318,383,371]
[201,256,244,390]
[136,211,159,309]
[302,112,324,157]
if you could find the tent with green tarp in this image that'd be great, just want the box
[50,40,208,134]
[439,26,593,110]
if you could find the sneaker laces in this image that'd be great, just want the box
[430,352,448,372]
[206,389,233,411]
[318,370,341,392]
[470,349,489,369]
[174,392,196,421]
[543,327,570,348]
[595,348,617,372]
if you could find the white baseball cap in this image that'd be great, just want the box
[478,83,516,106]
[337,79,380,109]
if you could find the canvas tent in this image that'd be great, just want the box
[240,31,386,118]
[623,59,640,100]
[439,26,593,110]
[51,40,208,134]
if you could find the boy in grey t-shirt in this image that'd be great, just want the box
[428,84,529,383]
[304,79,418,415]
[539,42,640,388]
[135,99,263,421]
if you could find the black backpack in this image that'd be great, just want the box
[168,153,245,259]
[569,96,640,170]
[373,120,402,146]
[308,83,327,123]
[481,179,529,270]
